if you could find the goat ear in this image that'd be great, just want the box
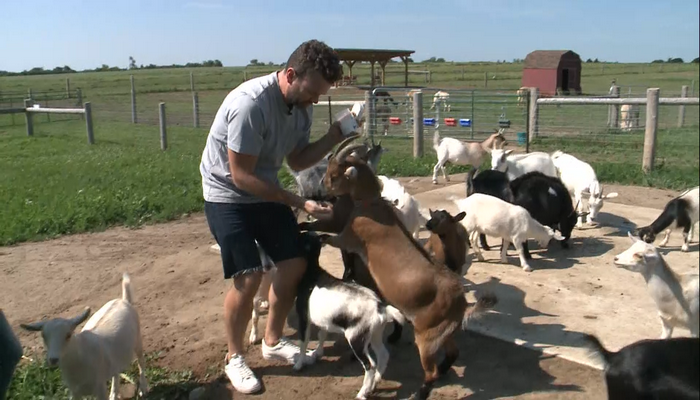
[70,307,91,328]
[20,321,45,332]
[453,211,466,222]
[344,166,357,180]
[628,231,641,243]
[602,192,618,199]
[504,149,514,156]
[392,199,399,206]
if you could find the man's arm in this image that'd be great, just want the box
[228,149,306,209]
[286,122,344,172]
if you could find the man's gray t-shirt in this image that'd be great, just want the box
[200,71,312,204]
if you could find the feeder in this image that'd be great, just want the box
[459,118,471,127]
[444,117,456,127]
[390,117,401,125]
[498,107,511,128]
[423,118,436,126]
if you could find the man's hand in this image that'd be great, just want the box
[303,200,333,221]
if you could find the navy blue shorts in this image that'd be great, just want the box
[204,201,304,279]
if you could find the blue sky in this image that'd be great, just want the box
[1,0,698,72]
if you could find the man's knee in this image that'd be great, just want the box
[231,270,264,297]
[274,257,307,279]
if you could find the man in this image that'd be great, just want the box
[199,40,345,394]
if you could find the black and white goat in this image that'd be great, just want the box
[293,232,405,400]
[636,186,699,252]
[583,334,699,400]
[509,171,581,259]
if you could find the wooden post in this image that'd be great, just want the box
[364,91,371,136]
[66,78,71,98]
[84,102,94,145]
[130,75,137,124]
[413,91,423,158]
[461,66,465,80]
[428,70,432,84]
[193,92,200,128]
[691,80,696,97]
[24,99,34,136]
[484,72,488,88]
[77,89,84,120]
[45,94,51,122]
[642,88,660,173]
[402,56,408,87]
[608,85,620,128]
[470,89,475,139]
[190,71,195,92]
[678,85,688,127]
[243,70,247,81]
[27,88,33,100]
[159,102,167,150]
[528,87,539,141]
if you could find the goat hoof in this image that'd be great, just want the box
[681,245,689,252]
[522,265,533,272]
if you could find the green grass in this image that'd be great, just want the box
[6,351,200,400]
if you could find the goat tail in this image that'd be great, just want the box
[461,291,498,330]
[121,273,134,304]
[581,333,611,369]
[384,305,406,325]
[433,130,441,153]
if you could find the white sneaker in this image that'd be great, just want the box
[224,354,261,394]
[262,337,313,365]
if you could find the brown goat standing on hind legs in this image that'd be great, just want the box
[318,134,498,400]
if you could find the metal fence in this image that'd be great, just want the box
[0,89,83,126]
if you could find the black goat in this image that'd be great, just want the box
[583,334,700,400]
[509,171,580,259]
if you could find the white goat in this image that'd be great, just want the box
[432,129,507,184]
[490,149,558,181]
[614,233,699,338]
[378,175,427,239]
[430,90,451,112]
[516,87,528,107]
[550,150,618,227]
[620,104,640,131]
[454,193,565,272]
[21,273,148,400]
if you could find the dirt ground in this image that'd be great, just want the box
[0,175,685,399]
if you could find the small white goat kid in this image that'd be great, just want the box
[378,175,427,239]
[430,90,451,111]
[550,150,618,227]
[614,233,699,339]
[454,194,565,272]
[21,273,148,400]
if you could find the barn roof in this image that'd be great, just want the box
[524,50,580,69]
[333,48,415,63]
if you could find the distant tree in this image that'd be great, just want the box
[129,56,137,69]
[667,57,684,63]
[651,59,664,63]
[436,57,446,63]
[692,57,699,64]
[593,58,599,63]
[406,57,414,63]
[586,58,593,63]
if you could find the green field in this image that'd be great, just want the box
[0,61,698,246]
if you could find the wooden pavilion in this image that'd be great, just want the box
[333,48,415,88]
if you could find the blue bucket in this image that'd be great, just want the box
[517,132,527,145]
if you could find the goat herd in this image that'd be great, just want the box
[15,130,700,400]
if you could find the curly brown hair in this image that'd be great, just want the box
[285,40,343,84]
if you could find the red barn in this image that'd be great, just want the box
[521,50,582,96]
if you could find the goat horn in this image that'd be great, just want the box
[336,143,368,162]
[331,134,360,160]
